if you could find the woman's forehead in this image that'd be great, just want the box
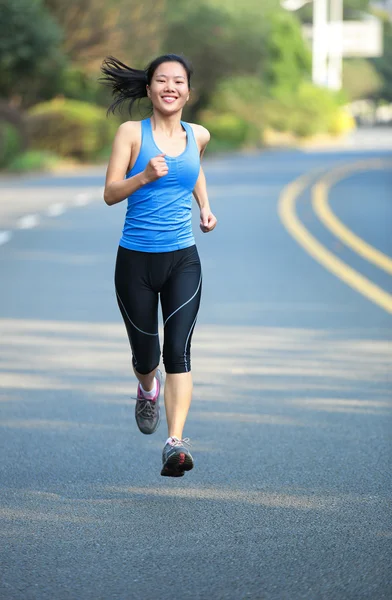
[153,62,187,78]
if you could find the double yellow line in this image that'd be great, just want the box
[278,159,392,314]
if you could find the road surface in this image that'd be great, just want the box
[0,133,391,599]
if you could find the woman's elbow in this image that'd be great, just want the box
[103,188,114,206]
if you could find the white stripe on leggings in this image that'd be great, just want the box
[116,289,158,336]
[163,274,202,327]
[183,313,198,372]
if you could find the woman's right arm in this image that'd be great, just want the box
[103,122,168,206]
[103,123,146,206]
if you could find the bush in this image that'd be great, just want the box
[59,67,108,105]
[0,121,23,168]
[202,76,352,148]
[199,112,251,149]
[327,108,356,136]
[206,76,265,145]
[294,83,346,137]
[262,83,352,138]
[7,150,61,173]
[26,98,119,161]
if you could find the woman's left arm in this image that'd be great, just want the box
[191,124,217,233]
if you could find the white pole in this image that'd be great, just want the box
[312,0,329,87]
[327,0,343,90]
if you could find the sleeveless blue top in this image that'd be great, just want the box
[119,118,200,253]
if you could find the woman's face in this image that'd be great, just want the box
[147,61,189,115]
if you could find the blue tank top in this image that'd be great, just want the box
[119,118,200,253]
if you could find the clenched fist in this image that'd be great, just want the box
[143,153,169,183]
[200,207,217,233]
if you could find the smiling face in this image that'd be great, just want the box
[147,61,190,115]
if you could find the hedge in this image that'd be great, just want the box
[26,98,119,161]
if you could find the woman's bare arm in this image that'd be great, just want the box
[193,166,210,211]
[191,124,217,233]
[104,122,145,206]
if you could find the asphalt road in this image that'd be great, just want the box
[0,134,391,599]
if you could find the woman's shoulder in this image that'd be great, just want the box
[116,120,143,135]
[119,121,141,131]
[187,122,211,146]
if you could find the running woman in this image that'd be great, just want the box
[100,54,217,477]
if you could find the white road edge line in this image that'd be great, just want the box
[0,231,12,246]
[16,214,40,229]
[47,203,66,217]
[73,192,93,206]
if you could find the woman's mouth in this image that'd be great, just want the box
[162,96,177,103]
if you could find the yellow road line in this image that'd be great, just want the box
[312,159,392,275]
[278,170,392,314]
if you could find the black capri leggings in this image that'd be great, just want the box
[115,244,202,374]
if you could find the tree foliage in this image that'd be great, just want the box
[26,98,118,159]
[44,0,165,72]
[0,0,63,102]
[0,0,365,163]
[264,11,311,92]
[371,12,392,101]
[296,0,372,24]
[164,0,274,118]
[44,0,121,67]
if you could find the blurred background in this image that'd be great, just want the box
[0,0,391,172]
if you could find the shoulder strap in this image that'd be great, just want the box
[181,121,198,149]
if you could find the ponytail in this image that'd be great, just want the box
[100,56,148,116]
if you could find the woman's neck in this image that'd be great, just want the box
[151,111,183,136]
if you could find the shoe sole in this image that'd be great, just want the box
[161,452,194,477]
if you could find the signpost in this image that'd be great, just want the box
[281,0,384,90]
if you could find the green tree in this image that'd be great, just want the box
[207,0,276,18]
[264,11,311,93]
[371,12,392,101]
[43,0,166,107]
[296,0,372,24]
[0,0,64,105]
[44,0,165,72]
[164,0,270,118]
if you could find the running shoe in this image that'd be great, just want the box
[161,437,194,477]
[135,369,162,434]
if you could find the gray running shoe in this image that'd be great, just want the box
[135,369,162,434]
[161,437,194,477]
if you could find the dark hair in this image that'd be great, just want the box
[100,54,193,116]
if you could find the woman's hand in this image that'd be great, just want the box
[200,207,217,233]
[143,153,169,183]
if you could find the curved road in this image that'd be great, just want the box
[0,136,391,599]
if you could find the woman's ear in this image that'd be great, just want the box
[146,85,151,98]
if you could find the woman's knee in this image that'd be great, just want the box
[132,353,160,375]
[163,345,191,374]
